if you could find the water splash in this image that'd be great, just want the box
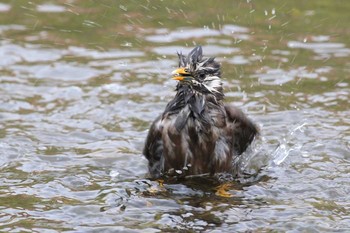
[236,122,308,176]
[271,122,307,166]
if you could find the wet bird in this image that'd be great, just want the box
[143,46,258,179]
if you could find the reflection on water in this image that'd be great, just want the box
[288,41,350,59]
[0,1,350,232]
[146,24,250,43]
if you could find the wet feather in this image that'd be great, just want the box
[143,46,258,179]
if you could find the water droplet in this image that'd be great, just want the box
[119,5,127,11]
[110,170,120,178]
[121,42,132,47]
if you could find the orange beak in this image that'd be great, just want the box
[171,67,191,81]
[172,76,185,81]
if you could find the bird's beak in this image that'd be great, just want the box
[171,67,190,81]
[172,76,184,81]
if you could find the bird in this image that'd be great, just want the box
[143,46,258,179]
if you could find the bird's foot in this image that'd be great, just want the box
[215,183,234,198]
[157,179,164,187]
[145,179,166,195]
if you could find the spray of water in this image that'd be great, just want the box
[235,122,308,179]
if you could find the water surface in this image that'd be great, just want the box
[0,1,349,232]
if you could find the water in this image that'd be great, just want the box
[0,1,349,232]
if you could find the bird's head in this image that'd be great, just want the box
[171,46,222,96]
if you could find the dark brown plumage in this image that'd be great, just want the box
[143,46,258,179]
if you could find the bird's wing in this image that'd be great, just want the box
[143,115,164,178]
[224,104,259,154]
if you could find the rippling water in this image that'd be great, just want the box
[0,1,349,232]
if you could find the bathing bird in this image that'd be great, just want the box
[143,46,258,179]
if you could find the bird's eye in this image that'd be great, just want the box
[184,68,189,73]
